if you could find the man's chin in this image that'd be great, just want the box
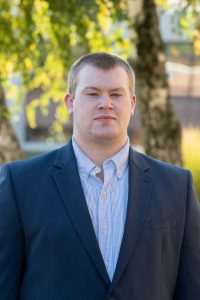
[91,131,119,143]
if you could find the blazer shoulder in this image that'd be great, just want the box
[1,148,56,172]
[1,141,74,176]
[130,147,189,181]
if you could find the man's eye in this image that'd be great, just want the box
[87,93,99,96]
[111,93,121,97]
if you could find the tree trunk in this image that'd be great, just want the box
[127,0,182,165]
[0,84,23,164]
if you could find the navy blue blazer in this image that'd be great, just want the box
[0,141,200,300]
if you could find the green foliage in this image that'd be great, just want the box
[156,0,200,55]
[156,0,170,9]
[0,0,131,140]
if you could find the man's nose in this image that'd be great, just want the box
[98,95,113,109]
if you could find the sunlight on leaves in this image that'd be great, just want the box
[194,38,200,55]
[26,99,40,128]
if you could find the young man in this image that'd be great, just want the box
[0,52,200,300]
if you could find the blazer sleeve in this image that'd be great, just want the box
[174,171,200,299]
[0,165,25,300]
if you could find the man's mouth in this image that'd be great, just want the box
[94,115,116,120]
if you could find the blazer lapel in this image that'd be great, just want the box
[110,148,153,289]
[51,142,110,285]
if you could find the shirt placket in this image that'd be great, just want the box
[98,163,115,279]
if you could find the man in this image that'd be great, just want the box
[0,52,200,300]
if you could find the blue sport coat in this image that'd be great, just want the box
[0,141,200,300]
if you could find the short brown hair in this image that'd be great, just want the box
[68,52,135,96]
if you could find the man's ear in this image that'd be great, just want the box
[64,94,74,114]
[131,95,136,116]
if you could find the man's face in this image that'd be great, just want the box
[65,65,136,146]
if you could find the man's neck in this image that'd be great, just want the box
[73,136,128,169]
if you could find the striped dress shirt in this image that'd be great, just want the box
[72,138,129,280]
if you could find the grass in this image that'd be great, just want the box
[182,127,200,200]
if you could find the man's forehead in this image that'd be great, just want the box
[76,65,129,85]
[78,64,126,75]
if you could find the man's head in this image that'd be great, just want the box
[65,52,136,149]
[68,52,135,97]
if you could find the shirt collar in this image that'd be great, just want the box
[72,138,97,179]
[72,137,130,179]
[109,140,129,178]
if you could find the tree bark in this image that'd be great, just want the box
[127,0,182,165]
[0,84,23,164]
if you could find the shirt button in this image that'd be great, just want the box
[102,225,107,230]
[105,261,109,267]
[102,191,106,197]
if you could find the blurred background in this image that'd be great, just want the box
[0,0,200,198]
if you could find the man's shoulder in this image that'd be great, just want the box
[1,141,74,175]
[130,147,189,179]
[3,148,57,171]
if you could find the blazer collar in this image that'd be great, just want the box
[53,142,149,171]
[53,141,75,168]
[129,146,150,172]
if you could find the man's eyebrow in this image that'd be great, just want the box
[110,87,126,92]
[83,86,100,91]
[83,87,126,91]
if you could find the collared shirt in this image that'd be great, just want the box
[72,138,129,280]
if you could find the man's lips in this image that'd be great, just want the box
[94,116,116,120]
